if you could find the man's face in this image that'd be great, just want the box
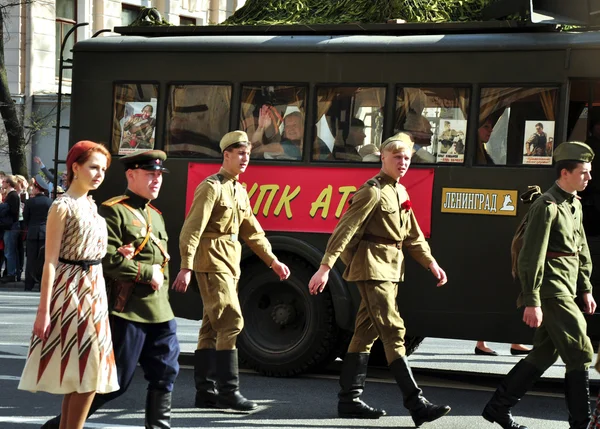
[283,116,303,141]
[535,125,542,134]
[142,106,153,119]
[224,146,251,176]
[348,126,366,147]
[381,147,411,180]
[127,169,163,200]
[563,162,592,193]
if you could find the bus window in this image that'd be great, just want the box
[568,80,600,237]
[240,85,307,161]
[313,86,386,162]
[165,84,231,158]
[477,87,559,166]
[395,87,470,164]
[112,83,159,155]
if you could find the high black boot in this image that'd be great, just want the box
[482,360,543,429]
[565,370,591,429]
[215,349,257,411]
[390,356,451,427]
[40,396,108,428]
[338,352,386,419]
[194,348,218,408]
[145,389,172,429]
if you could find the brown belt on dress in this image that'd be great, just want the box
[546,251,577,259]
[362,234,402,249]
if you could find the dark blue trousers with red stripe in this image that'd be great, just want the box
[100,315,180,401]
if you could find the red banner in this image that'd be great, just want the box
[187,164,435,237]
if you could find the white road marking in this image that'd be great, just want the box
[0,417,144,428]
[0,375,20,381]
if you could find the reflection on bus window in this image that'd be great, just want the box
[478,87,558,166]
[314,86,385,162]
[395,87,470,164]
[240,85,307,160]
[112,83,159,155]
[165,85,231,158]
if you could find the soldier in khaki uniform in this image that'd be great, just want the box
[483,142,597,429]
[309,132,451,427]
[42,150,180,429]
[173,130,290,411]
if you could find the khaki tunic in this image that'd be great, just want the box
[179,168,276,277]
[321,171,435,280]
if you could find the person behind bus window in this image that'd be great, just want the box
[308,132,450,426]
[360,144,381,162]
[250,108,305,159]
[332,118,366,162]
[482,142,596,429]
[476,116,496,164]
[402,112,435,163]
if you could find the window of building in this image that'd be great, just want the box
[165,84,232,157]
[112,83,159,155]
[478,87,559,165]
[55,0,76,79]
[395,87,470,164]
[313,86,386,162]
[180,16,196,25]
[122,5,142,26]
[240,85,308,160]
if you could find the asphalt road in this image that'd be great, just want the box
[0,290,592,428]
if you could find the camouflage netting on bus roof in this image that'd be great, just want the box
[224,0,500,25]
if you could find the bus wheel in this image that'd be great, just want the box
[237,256,339,377]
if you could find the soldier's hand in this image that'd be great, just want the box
[582,292,597,315]
[172,269,192,293]
[150,264,164,291]
[308,265,330,295]
[117,243,135,260]
[523,306,543,328]
[428,261,447,287]
[271,259,290,281]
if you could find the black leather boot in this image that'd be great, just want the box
[482,360,543,429]
[338,352,386,419]
[145,389,172,429]
[194,348,218,408]
[565,370,591,429]
[40,395,108,428]
[215,349,257,411]
[390,356,451,427]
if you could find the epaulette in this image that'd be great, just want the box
[205,173,225,184]
[544,200,557,205]
[102,195,129,206]
[148,203,162,214]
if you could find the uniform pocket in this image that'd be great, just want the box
[381,204,396,214]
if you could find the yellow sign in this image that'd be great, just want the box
[441,187,518,216]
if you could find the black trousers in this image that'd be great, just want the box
[25,238,43,290]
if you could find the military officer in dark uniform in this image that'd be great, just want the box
[42,150,180,429]
[482,141,596,429]
[308,132,451,427]
[172,130,290,412]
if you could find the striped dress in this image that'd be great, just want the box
[18,194,118,394]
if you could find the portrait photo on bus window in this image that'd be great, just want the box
[478,87,558,166]
[313,86,385,163]
[395,87,470,164]
[240,85,307,161]
[112,83,159,155]
[165,84,231,158]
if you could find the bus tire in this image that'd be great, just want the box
[237,255,339,377]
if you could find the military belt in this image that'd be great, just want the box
[546,251,578,258]
[362,233,402,249]
[202,232,239,242]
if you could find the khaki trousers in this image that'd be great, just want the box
[347,280,406,364]
[195,272,243,350]
[525,296,594,373]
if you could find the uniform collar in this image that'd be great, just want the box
[219,167,238,181]
[125,189,151,209]
[551,182,579,203]
[376,170,398,186]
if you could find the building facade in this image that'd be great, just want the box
[2,0,243,175]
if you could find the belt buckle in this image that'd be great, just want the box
[230,233,238,242]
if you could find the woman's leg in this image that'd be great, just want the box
[59,391,96,429]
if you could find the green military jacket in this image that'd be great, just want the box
[100,190,174,323]
[518,182,593,307]
[179,167,276,278]
[322,170,435,282]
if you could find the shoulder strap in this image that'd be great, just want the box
[102,195,129,207]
